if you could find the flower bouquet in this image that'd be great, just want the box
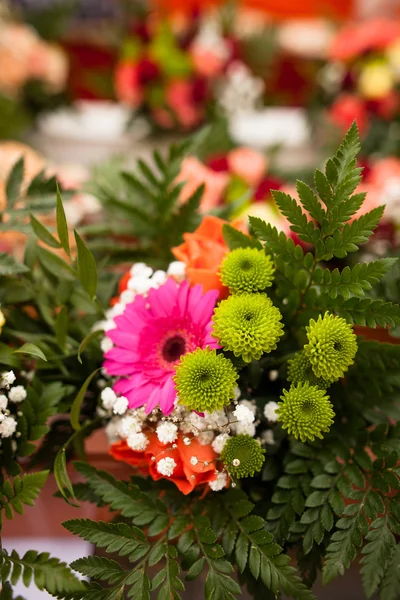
[114,9,267,132]
[321,18,400,157]
[1,125,400,600]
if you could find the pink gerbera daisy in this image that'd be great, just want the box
[103,279,219,415]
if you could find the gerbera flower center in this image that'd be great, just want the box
[162,335,187,363]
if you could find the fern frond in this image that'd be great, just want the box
[0,471,49,519]
[224,490,316,600]
[0,549,83,595]
[272,190,320,245]
[319,206,385,260]
[360,515,397,599]
[62,519,149,561]
[313,259,398,300]
[335,297,400,328]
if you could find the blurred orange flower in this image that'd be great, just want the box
[227,147,267,187]
[110,431,220,495]
[329,19,400,61]
[172,215,247,298]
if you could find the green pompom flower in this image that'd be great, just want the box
[287,350,331,389]
[174,348,238,413]
[221,435,265,478]
[220,247,275,294]
[304,312,358,382]
[277,382,335,442]
[212,293,284,362]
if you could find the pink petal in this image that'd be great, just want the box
[177,280,191,315]
[158,376,177,415]
[107,329,138,350]
[145,386,160,414]
[104,358,137,376]
[147,278,178,317]
[191,287,219,327]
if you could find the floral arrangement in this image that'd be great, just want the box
[1,125,400,600]
[114,11,266,131]
[322,18,400,156]
[0,18,68,138]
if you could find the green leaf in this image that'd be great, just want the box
[272,190,320,245]
[74,231,98,299]
[55,306,68,352]
[0,253,30,276]
[78,329,103,364]
[222,224,262,250]
[380,544,400,600]
[314,259,398,300]
[360,516,396,598]
[296,180,325,223]
[73,462,165,525]
[6,157,24,207]
[37,246,75,280]
[185,558,205,581]
[320,206,385,260]
[224,491,315,599]
[63,519,149,559]
[30,214,61,249]
[235,532,249,573]
[70,369,100,431]
[54,447,79,507]
[323,492,368,585]
[56,184,71,256]
[13,343,47,362]
[1,548,84,595]
[330,121,362,204]
[71,556,125,585]
[0,471,49,519]
[336,298,400,329]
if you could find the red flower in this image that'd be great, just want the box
[137,57,161,84]
[329,94,368,134]
[206,154,230,173]
[254,176,283,202]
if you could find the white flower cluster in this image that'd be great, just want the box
[96,261,187,356]
[218,62,265,118]
[0,373,27,439]
[101,387,129,415]
[102,387,281,492]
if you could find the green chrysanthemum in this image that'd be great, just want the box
[277,382,335,442]
[304,312,358,382]
[220,247,275,294]
[212,293,284,362]
[174,348,238,413]
[220,435,265,478]
[287,350,331,389]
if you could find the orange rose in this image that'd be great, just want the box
[110,431,220,495]
[172,215,247,298]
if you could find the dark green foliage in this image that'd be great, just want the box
[53,463,315,600]
[84,134,209,267]
[0,550,83,596]
[0,471,49,519]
